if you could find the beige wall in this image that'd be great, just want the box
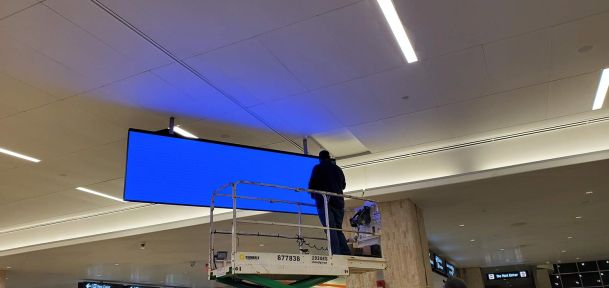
[462,268,485,288]
[0,270,5,288]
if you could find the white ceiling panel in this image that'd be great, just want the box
[548,72,599,118]
[349,108,452,152]
[549,12,609,79]
[66,95,169,134]
[99,0,358,59]
[0,0,40,19]
[309,46,487,127]
[0,4,162,89]
[476,0,609,44]
[441,84,549,138]
[82,178,125,201]
[427,46,489,105]
[395,0,609,59]
[0,165,72,205]
[0,33,96,98]
[40,140,127,190]
[259,0,403,89]
[0,188,120,228]
[151,63,273,130]
[83,72,219,125]
[249,94,343,136]
[0,72,61,119]
[393,0,489,58]
[484,29,552,93]
[44,0,172,69]
[0,96,125,160]
[308,63,436,126]
[184,39,306,107]
[312,128,368,157]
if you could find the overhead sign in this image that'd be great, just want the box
[487,271,529,280]
[78,282,159,288]
[446,262,456,277]
[434,254,446,274]
[78,283,121,288]
[124,129,319,214]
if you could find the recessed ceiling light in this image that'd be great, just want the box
[568,236,573,239]
[470,239,476,242]
[114,263,120,266]
[173,126,198,139]
[585,191,594,195]
[76,187,124,202]
[577,45,594,54]
[0,147,41,163]
[593,68,609,110]
[562,250,567,253]
[459,224,465,227]
[376,0,418,63]
[259,244,265,247]
[575,216,583,219]
[6,266,11,269]
[500,248,505,251]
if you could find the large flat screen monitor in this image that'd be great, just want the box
[124,129,319,214]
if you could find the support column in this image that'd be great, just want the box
[378,199,433,288]
[462,268,485,288]
[0,270,5,288]
[534,268,552,288]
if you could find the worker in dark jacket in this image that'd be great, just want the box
[308,150,350,255]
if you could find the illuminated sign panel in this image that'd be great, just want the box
[487,271,529,280]
[124,130,319,214]
[446,262,456,277]
[78,282,159,288]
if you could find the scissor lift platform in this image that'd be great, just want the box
[210,252,386,288]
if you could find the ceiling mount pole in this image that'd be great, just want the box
[168,116,175,135]
[303,137,309,155]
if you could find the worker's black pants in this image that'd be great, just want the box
[317,206,351,255]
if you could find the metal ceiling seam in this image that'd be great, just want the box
[341,115,609,169]
[0,203,154,234]
[0,0,46,22]
[89,0,303,151]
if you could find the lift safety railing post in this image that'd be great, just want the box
[231,183,237,273]
[208,180,380,275]
[322,194,332,256]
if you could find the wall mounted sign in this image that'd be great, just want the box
[487,271,529,280]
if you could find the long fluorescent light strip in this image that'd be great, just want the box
[593,68,609,110]
[76,187,124,202]
[0,147,41,162]
[173,126,198,139]
[377,0,418,63]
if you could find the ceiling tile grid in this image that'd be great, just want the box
[0,4,165,90]
[99,0,359,59]
[183,38,307,107]
[258,0,403,90]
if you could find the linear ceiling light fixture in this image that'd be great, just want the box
[0,147,41,162]
[377,0,418,63]
[593,68,609,110]
[173,126,198,139]
[76,187,124,202]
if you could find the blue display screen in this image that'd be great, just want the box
[124,129,319,214]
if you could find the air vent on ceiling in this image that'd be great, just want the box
[341,116,609,169]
